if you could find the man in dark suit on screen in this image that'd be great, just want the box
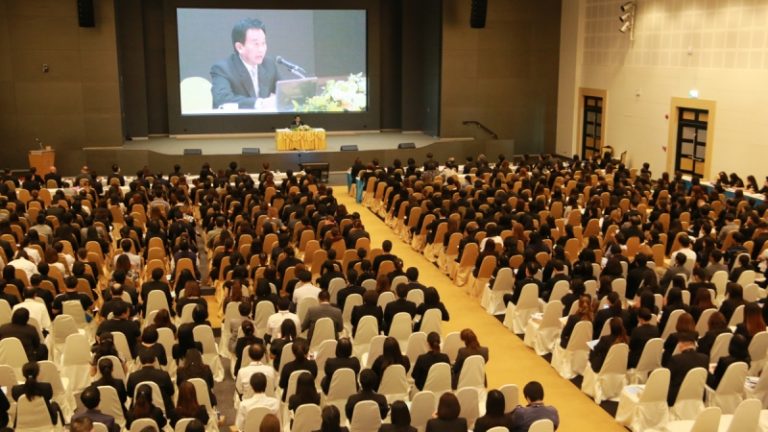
[210,18,286,111]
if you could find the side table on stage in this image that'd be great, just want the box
[275,128,327,151]
[28,148,55,173]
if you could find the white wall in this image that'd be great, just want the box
[559,0,768,179]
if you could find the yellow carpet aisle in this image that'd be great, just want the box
[335,192,625,432]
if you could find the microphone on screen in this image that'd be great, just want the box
[276,56,308,75]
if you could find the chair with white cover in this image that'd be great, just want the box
[38,360,76,423]
[528,419,555,432]
[363,335,386,369]
[419,308,442,336]
[662,309,686,340]
[410,391,436,432]
[422,362,451,398]
[480,267,513,315]
[110,331,134,370]
[352,316,378,359]
[0,365,17,392]
[550,320,592,379]
[523,300,564,355]
[716,398,760,432]
[173,418,193,432]
[243,406,272,432]
[97,385,127,428]
[735,270,756,287]
[277,343,295,380]
[14,395,61,432]
[60,333,93,393]
[665,406,721,432]
[581,343,629,404]
[456,387,480,429]
[93,422,109,432]
[705,361,747,414]
[296,297,319,337]
[291,403,321,432]
[218,301,241,361]
[321,368,357,423]
[376,291,396,310]
[193,325,225,382]
[711,271,728,305]
[379,364,409,403]
[187,377,218,431]
[442,332,461,364]
[349,400,382,432]
[132,381,166,415]
[49,315,81,364]
[314,339,337,388]
[391,276,408,292]
[485,428,511,432]
[727,305,745,328]
[145,290,170,318]
[615,367,670,431]
[328,278,347,305]
[671,367,708,420]
[388,312,413,350]
[710,333,734,364]
[309,317,336,352]
[0,337,28,381]
[253,301,276,339]
[500,384,519,412]
[629,338,663,384]
[612,278,627,302]
[748,331,768,375]
[342,294,363,336]
[406,288,424,307]
[361,279,377,292]
[548,280,570,303]
[0,299,10,326]
[503,283,540,334]
[457,355,486,396]
[178,303,196,325]
[696,309,717,338]
[157,327,176,378]
[404,332,428,372]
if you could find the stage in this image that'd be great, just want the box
[82,131,515,178]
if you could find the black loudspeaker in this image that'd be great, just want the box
[340,145,358,151]
[242,148,260,155]
[183,149,202,156]
[397,142,416,149]
[77,0,96,28]
[470,0,488,29]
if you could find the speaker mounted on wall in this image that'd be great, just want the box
[397,142,416,149]
[242,148,261,155]
[470,0,488,29]
[340,145,358,152]
[77,0,96,28]
[183,149,202,156]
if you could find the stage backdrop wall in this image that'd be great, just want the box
[0,0,123,171]
[440,0,561,154]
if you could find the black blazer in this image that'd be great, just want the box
[345,390,389,420]
[412,351,450,391]
[91,378,128,406]
[127,406,166,430]
[628,324,659,368]
[667,349,709,406]
[383,299,417,334]
[425,417,468,432]
[279,360,318,399]
[589,335,618,372]
[707,355,748,389]
[559,315,587,349]
[371,356,411,388]
[593,308,632,340]
[210,53,283,108]
[126,366,175,414]
[169,405,209,428]
[697,328,731,357]
[473,414,515,432]
[321,357,361,394]
[351,304,383,336]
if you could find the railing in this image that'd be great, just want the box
[462,120,499,139]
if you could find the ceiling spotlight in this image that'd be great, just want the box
[619,20,632,34]
[619,12,632,22]
[620,1,636,13]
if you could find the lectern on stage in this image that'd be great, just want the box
[28,148,55,173]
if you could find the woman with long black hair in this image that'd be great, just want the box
[11,361,60,424]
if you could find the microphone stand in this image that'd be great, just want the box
[287,67,307,79]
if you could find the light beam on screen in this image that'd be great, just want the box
[176,8,367,116]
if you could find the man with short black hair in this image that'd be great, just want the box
[236,343,275,398]
[345,369,388,420]
[705,249,728,279]
[140,267,174,316]
[659,253,691,293]
[302,290,343,341]
[336,269,365,310]
[96,301,140,357]
[508,381,559,431]
[235,372,280,431]
[52,276,94,316]
[292,269,320,304]
[383,283,417,334]
[71,386,119,432]
[666,332,708,406]
[628,308,659,368]
[0,308,47,360]
[126,350,175,413]
[372,240,398,274]
[404,267,426,292]
[266,297,300,341]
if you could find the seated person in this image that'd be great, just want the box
[508,381,560,431]
[71,386,119,432]
[412,332,450,391]
[345,369,388,420]
[371,337,411,389]
[321,338,360,394]
[236,372,280,431]
[473,390,514,432]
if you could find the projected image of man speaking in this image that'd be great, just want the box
[210,18,287,111]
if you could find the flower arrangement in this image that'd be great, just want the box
[297,124,312,131]
[293,73,367,112]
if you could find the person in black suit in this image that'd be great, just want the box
[289,115,304,129]
[0,308,47,361]
[452,328,489,389]
[628,308,659,368]
[71,387,120,432]
[140,268,174,316]
[383,283,417,334]
[707,334,750,389]
[336,269,365,311]
[345,369,389,420]
[321,338,360,394]
[126,383,167,430]
[371,337,411,388]
[126,350,175,414]
[589,317,629,372]
[278,339,317,401]
[351,291,383,337]
[474,390,515,432]
[626,254,657,300]
[667,332,709,406]
[372,240,398,274]
[504,261,544,306]
[412,332,450,391]
[0,387,9,428]
[11,362,59,424]
[92,357,129,409]
[593,291,632,339]
[96,302,141,358]
[209,18,287,110]
[425,392,468,432]
[380,400,417,432]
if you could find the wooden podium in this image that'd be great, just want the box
[28,149,55,173]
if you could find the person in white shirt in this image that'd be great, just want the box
[235,344,276,399]
[292,270,321,305]
[7,250,39,281]
[677,236,698,273]
[236,372,280,431]
[266,297,300,340]
[478,224,503,251]
[13,287,51,334]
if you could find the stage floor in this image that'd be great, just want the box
[116,131,472,155]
